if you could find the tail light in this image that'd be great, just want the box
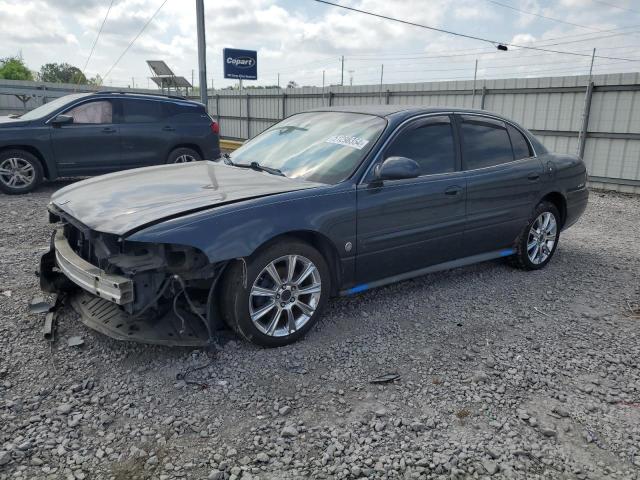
[210,121,219,134]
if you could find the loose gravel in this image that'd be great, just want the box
[1,181,639,480]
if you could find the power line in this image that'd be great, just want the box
[103,0,169,81]
[591,0,640,14]
[345,24,640,59]
[312,0,640,62]
[80,0,115,79]
[482,0,603,31]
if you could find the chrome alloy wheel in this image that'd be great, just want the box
[174,154,197,163]
[249,255,322,337]
[527,212,557,265]
[0,157,35,188]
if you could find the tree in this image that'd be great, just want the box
[286,80,298,89]
[0,56,33,80]
[39,63,87,84]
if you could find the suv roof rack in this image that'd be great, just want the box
[95,90,187,100]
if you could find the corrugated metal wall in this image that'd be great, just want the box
[208,73,640,193]
[2,74,639,193]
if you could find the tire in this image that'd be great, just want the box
[0,149,43,195]
[167,147,201,164]
[221,239,331,347]
[510,201,561,270]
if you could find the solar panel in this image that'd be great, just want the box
[150,76,192,88]
[172,76,192,87]
[146,60,174,77]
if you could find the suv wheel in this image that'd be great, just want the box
[0,150,43,195]
[221,239,331,347]
[511,201,560,270]
[168,147,201,164]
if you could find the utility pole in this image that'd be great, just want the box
[322,70,326,105]
[471,59,478,108]
[340,55,344,86]
[277,73,280,89]
[196,0,208,110]
[379,64,384,101]
[348,70,354,86]
[577,48,596,157]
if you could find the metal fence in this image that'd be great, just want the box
[207,73,640,194]
[2,74,639,193]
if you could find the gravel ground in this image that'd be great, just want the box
[1,181,639,480]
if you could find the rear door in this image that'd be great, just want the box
[50,99,120,175]
[457,114,544,256]
[356,115,467,282]
[118,98,173,168]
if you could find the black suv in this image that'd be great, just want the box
[0,91,220,194]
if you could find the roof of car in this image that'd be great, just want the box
[92,91,202,105]
[306,104,500,118]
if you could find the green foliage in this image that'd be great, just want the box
[0,56,33,81]
[39,62,87,84]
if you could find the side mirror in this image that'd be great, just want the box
[51,114,74,126]
[374,156,420,181]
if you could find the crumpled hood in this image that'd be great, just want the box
[51,161,322,235]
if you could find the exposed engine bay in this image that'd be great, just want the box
[40,208,227,346]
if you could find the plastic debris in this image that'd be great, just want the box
[29,296,53,314]
[67,336,84,347]
[370,372,401,384]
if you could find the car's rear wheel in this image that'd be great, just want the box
[167,147,201,164]
[221,239,331,347]
[0,149,43,195]
[511,201,560,270]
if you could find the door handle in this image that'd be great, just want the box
[102,127,116,133]
[444,186,463,196]
[527,172,540,181]
[162,126,175,131]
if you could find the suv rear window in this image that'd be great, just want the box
[122,99,166,123]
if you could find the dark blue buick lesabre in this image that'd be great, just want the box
[40,105,588,347]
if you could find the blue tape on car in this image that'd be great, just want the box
[348,284,369,294]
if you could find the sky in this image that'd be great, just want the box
[0,0,639,89]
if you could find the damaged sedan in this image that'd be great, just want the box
[40,106,588,347]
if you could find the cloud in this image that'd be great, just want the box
[0,0,636,88]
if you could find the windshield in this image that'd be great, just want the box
[19,93,90,121]
[229,111,386,184]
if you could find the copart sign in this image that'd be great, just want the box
[223,48,258,80]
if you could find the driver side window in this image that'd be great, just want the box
[64,101,113,124]
[385,117,456,176]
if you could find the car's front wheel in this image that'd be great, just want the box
[511,201,561,270]
[0,149,43,195]
[221,239,331,347]
[167,147,202,164]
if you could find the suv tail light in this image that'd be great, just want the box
[210,121,219,134]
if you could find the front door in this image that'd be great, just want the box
[457,114,544,255]
[50,99,120,176]
[356,115,467,283]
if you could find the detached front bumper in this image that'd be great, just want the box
[43,229,134,305]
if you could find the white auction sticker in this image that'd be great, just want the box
[325,135,369,150]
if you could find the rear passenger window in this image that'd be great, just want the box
[385,118,456,176]
[461,118,514,169]
[507,124,532,159]
[122,99,165,123]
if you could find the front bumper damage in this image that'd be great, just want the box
[40,222,224,347]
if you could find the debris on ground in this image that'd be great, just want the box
[66,335,84,347]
